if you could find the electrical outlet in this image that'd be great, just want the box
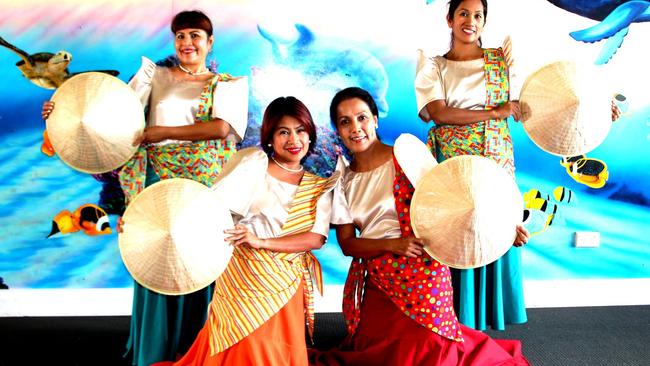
[574,231,600,248]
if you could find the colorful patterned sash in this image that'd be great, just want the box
[426,48,514,176]
[119,73,237,204]
[341,156,463,342]
[207,171,339,355]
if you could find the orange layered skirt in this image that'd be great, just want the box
[155,282,307,366]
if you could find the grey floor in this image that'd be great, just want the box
[0,306,648,365]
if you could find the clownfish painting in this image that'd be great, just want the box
[47,204,112,238]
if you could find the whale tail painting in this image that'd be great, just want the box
[548,0,650,64]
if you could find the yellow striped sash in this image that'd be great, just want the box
[208,171,339,355]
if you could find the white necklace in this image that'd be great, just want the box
[271,156,303,173]
[178,64,210,76]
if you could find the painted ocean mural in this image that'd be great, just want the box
[0,0,648,297]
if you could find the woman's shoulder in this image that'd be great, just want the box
[135,56,158,79]
[127,56,158,93]
[416,49,447,73]
[304,167,342,194]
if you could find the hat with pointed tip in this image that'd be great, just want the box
[47,72,144,173]
[119,178,234,295]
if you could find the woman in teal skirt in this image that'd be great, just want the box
[117,10,248,364]
[414,0,528,330]
[42,11,247,363]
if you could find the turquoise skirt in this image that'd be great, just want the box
[124,283,213,365]
[427,126,527,331]
[450,246,527,331]
[124,164,213,365]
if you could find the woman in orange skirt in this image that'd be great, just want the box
[156,96,338,366]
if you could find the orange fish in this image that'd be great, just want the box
[48,204,112,237]
[41,129,55,157]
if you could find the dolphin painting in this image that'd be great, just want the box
[548,0,650,64]
[257,23,390,117]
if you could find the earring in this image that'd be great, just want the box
[267,143,272,147]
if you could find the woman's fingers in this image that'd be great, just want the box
[513,225,530,246]
[611,100,621,122]
[132,133,145,147]
[224,226,247,235]
[411,238,425,247]
[116,217,124,233]
[410,246,423,257]
[42,101,54,120]
[225,225,251,245]
[513,106,522,121]
[224,232,246,242]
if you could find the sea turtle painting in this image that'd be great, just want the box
[547,0,650,64]
[0,36,119,89]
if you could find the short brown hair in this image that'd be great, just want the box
[171,10,213,36]
[260,97,317,157]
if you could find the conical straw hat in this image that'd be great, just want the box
[410,155,522,269]
[47,72,144,173]
[119,178,234,295]
[519,61,611,157]
[393,133,438,188]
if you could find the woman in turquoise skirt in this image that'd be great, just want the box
[118,10,248,365]
[42,10,248,361]
[414,0,528,330]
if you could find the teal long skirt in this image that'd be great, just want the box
[450,246,527,331]
[124,283,213,365]
[123,164,213,365]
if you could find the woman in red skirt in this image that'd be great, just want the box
[310,87,530,366]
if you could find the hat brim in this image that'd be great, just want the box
[520,61,611,157]
[411,155,521,269]
[119,178,234,295]
[47,72,144,174]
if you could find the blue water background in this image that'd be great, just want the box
[1,11,649,289]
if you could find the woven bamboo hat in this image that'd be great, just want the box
[119,178,234,295]
[410,155,522,269]
[393,133,438,187]
[47,72,144,173]
[519,61,611,157]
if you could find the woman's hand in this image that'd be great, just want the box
[611,99,621,122]
[42,101,54,120]
[386,237,426,258]
[494,101,521,121]
[224,224,267,249]
[513,224,530,247]
[116,217,124,234]
[133,126,170,146]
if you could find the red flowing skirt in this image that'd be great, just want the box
[309,280,529,366]
[155,282,307,366]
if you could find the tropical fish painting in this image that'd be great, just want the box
[48,204,112,238]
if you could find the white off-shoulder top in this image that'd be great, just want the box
[414,50,520,122]
[331,157,402,240]
[128,57,248,145]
